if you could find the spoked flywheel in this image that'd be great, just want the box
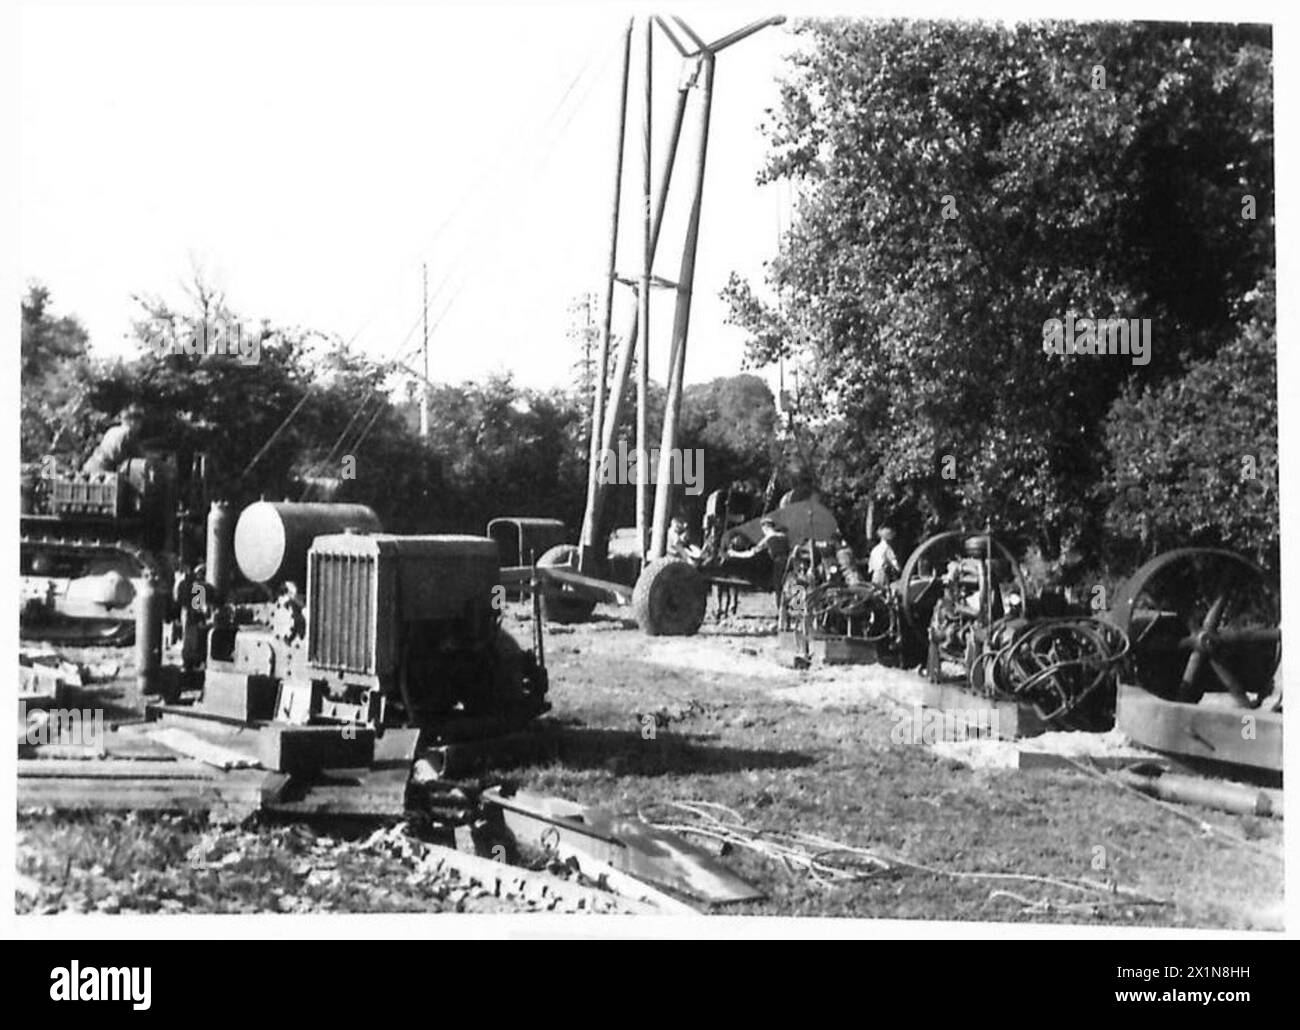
[1107,548,1280,708]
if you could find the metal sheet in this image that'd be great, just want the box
[482,787,763,906]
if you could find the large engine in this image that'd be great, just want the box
[183,502,549,737]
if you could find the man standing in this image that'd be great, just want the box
[82,403,145,473]
[868,525,901,587]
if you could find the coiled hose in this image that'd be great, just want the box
[971,617,1130,727]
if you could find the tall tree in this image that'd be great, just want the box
[21,283,95,460]
[725,19,1274,560]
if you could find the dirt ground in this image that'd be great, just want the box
[17,594,1285,927]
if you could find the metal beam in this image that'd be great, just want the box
[671,16,707,53]
[653,16,689,56]
[706,15,786,54]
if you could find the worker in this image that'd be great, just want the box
[82,403,145,473]
[666,515,702,565]
[868,525,901,587]
[728,517,791,601]
[835,534,864,586]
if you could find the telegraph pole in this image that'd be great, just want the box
[420,262,430,439]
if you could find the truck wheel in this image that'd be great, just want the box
[537,544,597,624]
[634,558,706,636]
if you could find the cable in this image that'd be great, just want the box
[247,42,609,483]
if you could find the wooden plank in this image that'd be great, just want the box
[809,636,878,666]
[17,769,268,817]
[148,727,262,770]
[1017,750,1173,774]
[148,711,267,758]
[1116,683,1282,772]
[18,758,218,780]
[922,680,1048,739]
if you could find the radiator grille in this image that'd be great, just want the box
[308,549,376,674]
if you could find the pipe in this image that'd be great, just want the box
[650,53,715,560]
[1116,769,1283,819]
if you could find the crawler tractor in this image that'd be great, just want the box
[20,449,208,643]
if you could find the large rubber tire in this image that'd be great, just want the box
[633,558,706,636]
[536,544,597,624]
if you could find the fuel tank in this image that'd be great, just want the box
[234,501,381,585]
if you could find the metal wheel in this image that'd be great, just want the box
[898,531,1028,636]
[1107,548,1280,707]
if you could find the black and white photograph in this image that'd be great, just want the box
[6,0,1293,953]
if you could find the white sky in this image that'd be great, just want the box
[18,4,796,392]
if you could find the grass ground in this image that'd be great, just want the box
[17,596,1285,927]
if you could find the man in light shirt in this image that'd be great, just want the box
[868,526,901,587]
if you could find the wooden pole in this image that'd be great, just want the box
[420,262,429,439]
[584,82,690,567]
[650,53,714,560]
[636,18,652,561]
[579,19,632,570]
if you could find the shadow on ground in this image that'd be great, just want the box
[508,724,815,777]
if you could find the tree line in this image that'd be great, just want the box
[725,19,1277,574]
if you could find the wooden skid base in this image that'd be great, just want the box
[1116,683,1282,772]
[921,681,1049,740]
[780,630,880,666]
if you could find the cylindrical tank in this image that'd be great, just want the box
[234,501,381,585]
[205,500,236,599]
[135,572,163,697]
